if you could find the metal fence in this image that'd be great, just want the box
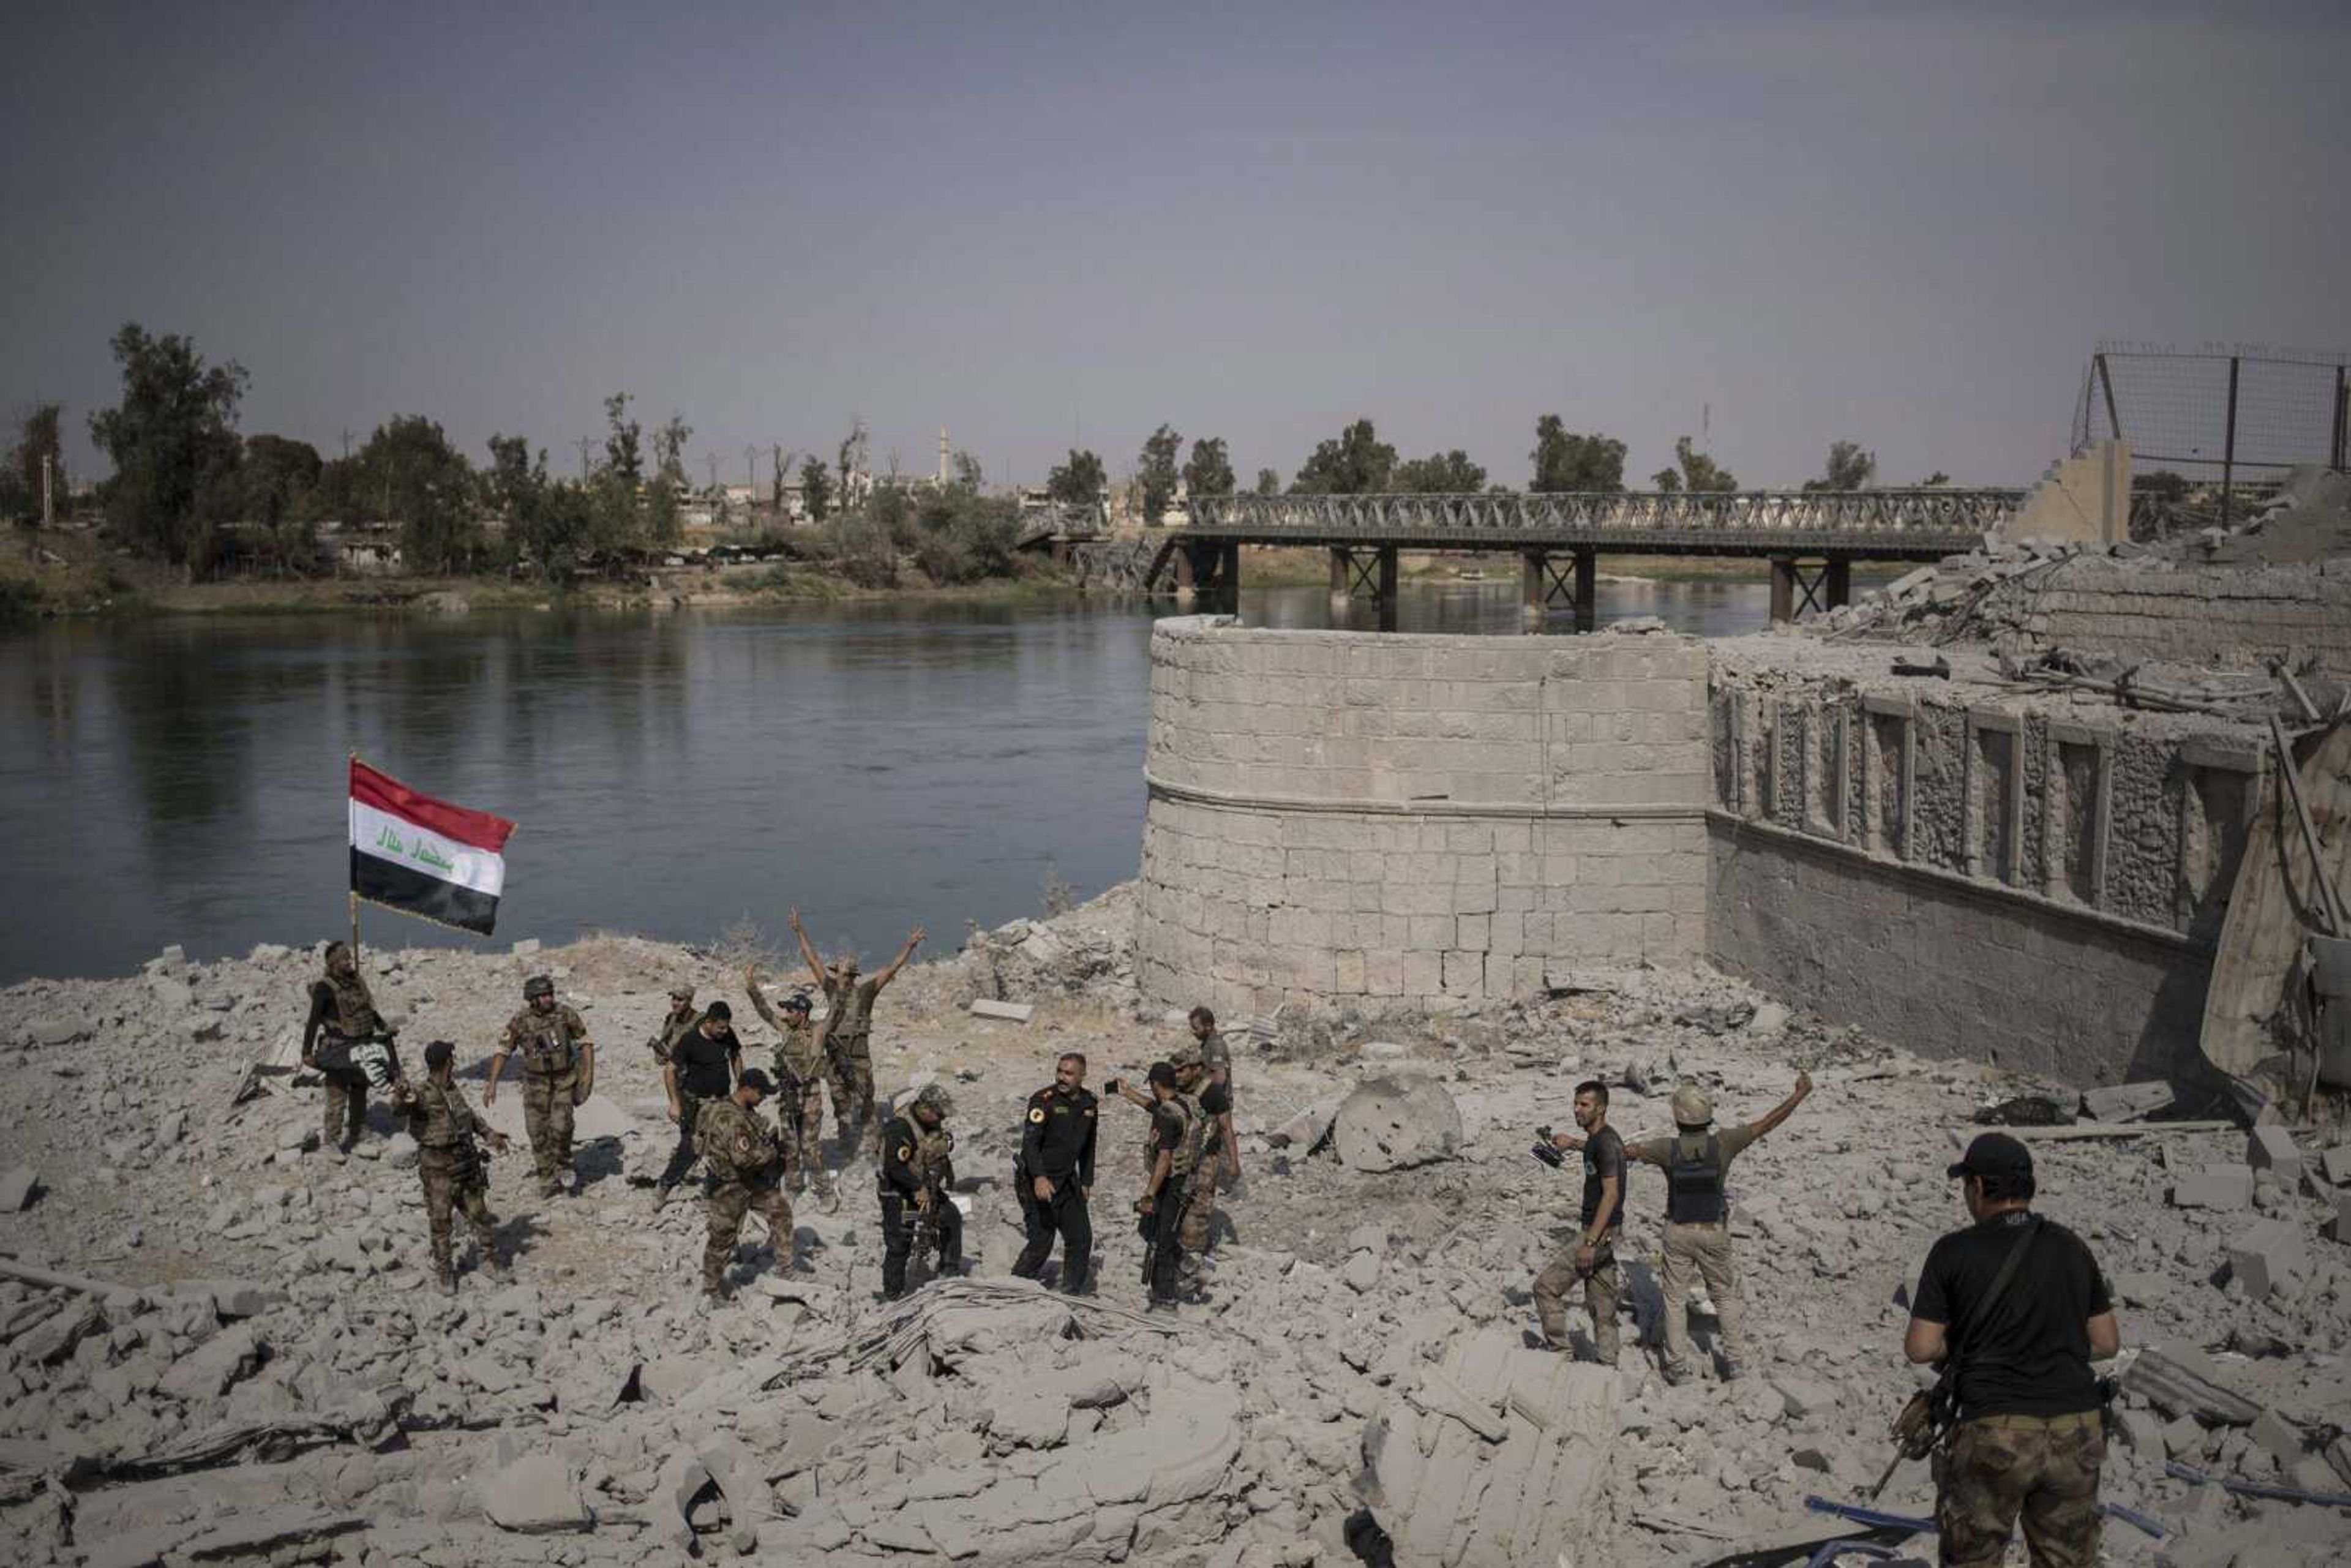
[2073,343,2349,526]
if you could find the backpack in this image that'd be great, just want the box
[1166,1093,1213,1181]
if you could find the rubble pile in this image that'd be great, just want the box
[4,891,2350,1565]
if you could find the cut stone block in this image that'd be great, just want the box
[2247,1125,2304,1183]
[482,1453,592,1533]
[2321,1144,2351,1187]
[2170,1168,2254,1210]
[1332,1078,1463,1172]
[2225,1220,2308,1302]
[2081,1081,2173,1122]
[968,999,1035,1023]
[2249,1408,2303,1466]
[0,1168,37,1212]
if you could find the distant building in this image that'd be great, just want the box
[316,520,405,574]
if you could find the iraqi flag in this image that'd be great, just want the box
[348,759,517,935]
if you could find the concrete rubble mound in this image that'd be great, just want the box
[2,894,2348,1566]
[1332,1078,1464,1172]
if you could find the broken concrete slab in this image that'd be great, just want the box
[1331,1078,1463,1172]
[2249,1409,2305,1466]
[24,1015,84,1048]
[656,1449,716,1551]
[968,998,1035,1023]
[18,1297,101,1366]
[177,1506,364,1561]
[0,1167,38,1212]
[157,1324,264,1402]
[2227,1219,2308,1301]
[481,1452,593,1533]
[2247,1125,2305,1183]
[1269,1097,1341,1152]
[2322,1144,2351,1187]
[1360,1327,1611,1568]
[2081,1081,2174,1122]
[2170,1168,2254,1209]
[2126,1345,2262,1427]
[174,1278,281,1320]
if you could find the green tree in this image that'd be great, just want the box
[1182,437,1235,501]
[1651,435,1736,493]
[1046,448,1106,505]
[1253,467,1280,496]
[800,456,833,522]
[1529,416,1625,492]
[1292,418,1395,494]
[87,323,249,564]
[358,416,477,574]
[952,450,984,490]
[8,403,66,523]
[242,433,322,571]
[648,411,691,545]
[2134,469,2188,500]
[907,483,1023,585]
[1803,440,1877,492]
[1918,470,1952,487]
[836,415,868,514]
[518,479,594,580]
[1393,449,1487,493]
[1135,424,1183,525]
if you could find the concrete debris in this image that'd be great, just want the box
[2247,1125,2305,1185]
[2321,1144,2351,1187]
[482,1452,594,1532]
[2171,1168,2255,1209]
[2082,1081,2175,1123]
[969,998,1035,1023]
[2,896,2348,1566]
[0,1166,38,1211]
[2225,1220,2308,1301]
[1330,1077,1463,1171]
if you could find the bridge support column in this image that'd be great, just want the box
[1330,547,1352,607]
[1520,549,1598,631]
[1769,558,1796,625]
[1825,558,1852,609]
[1172,545,1196,599]
[1217,541,1242,612]
[1573,547,1597,633]
[1377,547,1399,632]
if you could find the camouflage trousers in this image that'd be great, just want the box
[322,1074,367,1148]
[777,1076,836,1199]
[1175,1161,1218,1289]
[704,1177,793,1292]
[827,1039,875,1146]
[1532,1239,1622,1363]
[522,1068,577,1190]
[419,1149,496,1275]
[1933,1411,2105,1568]
[1659,1221,1747,1373]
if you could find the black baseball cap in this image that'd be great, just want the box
[1948,1132,2033,1182]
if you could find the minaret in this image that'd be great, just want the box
[938,427,950,484]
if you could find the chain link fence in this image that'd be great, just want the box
[2073,344,2349,529]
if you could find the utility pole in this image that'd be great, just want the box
[340,428,354,462]
[40,452,53,528]
[574,436,596,481]
[703,452,721,493]
[744,444,759,488]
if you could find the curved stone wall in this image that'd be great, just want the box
[1136,618,1710,1018]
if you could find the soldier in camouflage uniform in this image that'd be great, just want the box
[789,908,923,1153]
[1166,1043,1228,1296]
[694,1069,795,1300]
[484,975,595,1198]
[1908,1133,2120,1568]
[1106,1062,1213,1308]
[648,985,700,1065]
[391,1039,511,1294]
[744,964,840,1211]
[877,1084,961,1300]
[301,940,399,1160]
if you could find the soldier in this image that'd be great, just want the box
[1625,1073,1812,1383]
[301,940,400,1161]
[744,964,840,1212]
[655,1000,741,1207]
[1188,1006,1242,1190]
[789,908,923,1152]
[877,1084,962,1301]
[1106,1062,1211,1310]
[1531,1079,1625,1362]
[1166,1043,1230,1297]
[391,1039,511,1294]
[1907,1133,2119,1568]
[648,985,700,1066]
[1011,1051,1098,1293]
[694,1068,796,1301]
[484,974,596,1198]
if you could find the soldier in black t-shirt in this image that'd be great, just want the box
[1907,1133,2120,1568]
[656,1003,743,1206]
[1532,1079,1625,1362]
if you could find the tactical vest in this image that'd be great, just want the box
[696,1100,780,1179]
[512,1009,576,1075]
[772,1022,828,1086]
[1665,1133,1726,1225]
[1164,1093,1212,1182]
[913,1125,954,1185]
[409,1078,474,1149]
[323,972,380,1039]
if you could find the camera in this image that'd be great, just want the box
[1530,1126,1565,1169]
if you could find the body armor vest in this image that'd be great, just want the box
[1665,1133,1726,1225]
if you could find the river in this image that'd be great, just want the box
[0,577,1787,983]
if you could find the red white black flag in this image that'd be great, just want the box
[348,759,517,934]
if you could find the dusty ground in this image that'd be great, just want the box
[2,887,2348,1566]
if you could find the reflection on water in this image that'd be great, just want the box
[0,577,1783,981]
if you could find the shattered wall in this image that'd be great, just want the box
[1137,620,1709,1018]
[1706,659,2267,1082]
[1997,557,2351,672]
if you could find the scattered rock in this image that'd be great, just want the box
[1331,1078,1463,1172]
[0,1166,39,1211]
[482,1453,593,1533]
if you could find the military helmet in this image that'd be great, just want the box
[1670,1082,1714,1127]
[523,974,555,1000]
[912,1083,954,1116]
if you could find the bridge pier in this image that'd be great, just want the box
[1521,549,1597,632]
[1330,546,1400,630]
[1769,557,1854,624]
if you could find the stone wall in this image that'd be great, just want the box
[1997,557,2351,672]
[1705,666,2266,1083]
[1136,619,1709,1019]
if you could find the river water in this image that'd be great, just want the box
[0,577,1784,983]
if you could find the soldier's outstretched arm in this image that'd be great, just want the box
[743,966,784,1033]
[789,909,827,986]
[1747,1071,1815,1142]
[874,927,924,991]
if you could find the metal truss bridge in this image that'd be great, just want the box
[1140,487,2023,627]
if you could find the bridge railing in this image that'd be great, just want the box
[1185,489,2022,539]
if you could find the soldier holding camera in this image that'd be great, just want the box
[1531,1079,1625,1363]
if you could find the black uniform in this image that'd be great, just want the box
[1011,1083,1098,1292]
[658,1019,742,1193]
[879,1112,962,1299]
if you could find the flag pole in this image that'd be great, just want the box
[347,752,361,962]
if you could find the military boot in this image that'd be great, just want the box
[434,1267,459,1297]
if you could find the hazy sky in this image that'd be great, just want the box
[5,1,2345,491]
